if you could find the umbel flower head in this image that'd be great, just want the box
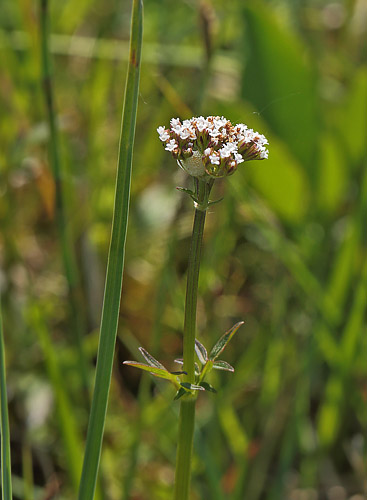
[157,115,269,178]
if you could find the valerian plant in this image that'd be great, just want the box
[124,116,268,500]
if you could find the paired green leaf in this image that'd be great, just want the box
[213,360,234,372]
[199,382,217,393]
[139,347,166,369]
[209,321,244,361]
[123,361,176,381]
[195,339,208,364]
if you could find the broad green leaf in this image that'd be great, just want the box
[195,339,208,364]
[241,3,319,179]
[213,360,234,372]
[123,361,174,381]
[139,347,166,370]
[209,322,244,361]
[338,67,367,166]
[316,134,346,215]
[199,382,217,393]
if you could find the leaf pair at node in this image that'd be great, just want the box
[123,321,244,400]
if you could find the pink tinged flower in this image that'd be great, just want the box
[157,126,170,142]
[165,139,178,152]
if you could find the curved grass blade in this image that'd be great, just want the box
[77,1,143,499]
[0,299,12,500]
[209,321,244,361]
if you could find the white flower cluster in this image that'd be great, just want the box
[157,116,268,178]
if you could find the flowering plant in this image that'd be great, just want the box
[157,115,268,178]
[126,115,268,500]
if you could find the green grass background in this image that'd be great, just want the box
[0,0,366,499]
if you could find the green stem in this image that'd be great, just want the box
[174,178,213,500]
[0,299,12,500]
[39,0,89,403]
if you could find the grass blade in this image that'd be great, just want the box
[39,0,89,403]
[77,1,143,499]
[0,299,12,500]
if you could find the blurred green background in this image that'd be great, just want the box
[0,0,366,499]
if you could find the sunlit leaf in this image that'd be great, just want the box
[195,339,208,364]
[213,360,234,372]
[180,382,205,391]
[209,322,244,361]
[139,347,166,370]
[123,361,174,381]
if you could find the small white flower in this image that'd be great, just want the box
[195,116,208,132]
[165,139,178,152]
[209,152,220,165]
[234,152,244,164]
[219,142,238,158]
[170,118,181,128]
[204,147,211,156]
[157,126,170,142]
[179,128,192,140]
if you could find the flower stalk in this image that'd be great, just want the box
[174,178,212,500]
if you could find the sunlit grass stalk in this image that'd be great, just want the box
[77,0,143,498]
[0,299,12,500]
[39,0,89,402]
[174,179,213,500]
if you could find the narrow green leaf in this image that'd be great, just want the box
[78,2,143,499]
[209,321,244,361]
[195,339,208,364]
[0,300,12,500]
[180,382,205,391]
[213,360,234,372]
[199,382,217,393]
[123,361,174,381]
[174,388,187,401]
[139,347,166,370]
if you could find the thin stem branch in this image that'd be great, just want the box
[174,178,213,500]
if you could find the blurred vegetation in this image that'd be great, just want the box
[0,0,366,499]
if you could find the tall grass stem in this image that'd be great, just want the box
[0,300,12,500]
[77,1,143,498]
